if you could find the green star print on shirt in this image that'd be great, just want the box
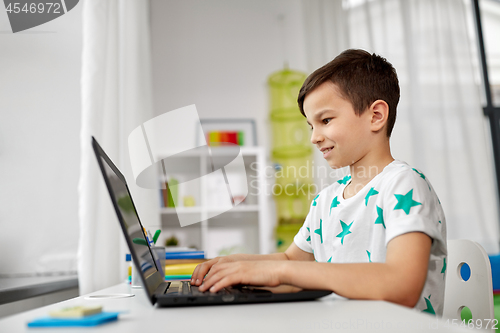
[374,206,385,228]
[365,187,379,206]
[422,295,436,315]
[394,189,422,214]
[312,194,319,206]
[412,168,426,180]
[441,258,446,278]
[337,175,351,185]
[314,219,323,243]
[336,220,353,245]
[330,196,340,215]
[412,168,431,190]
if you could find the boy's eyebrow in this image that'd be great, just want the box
[306,109,334,126]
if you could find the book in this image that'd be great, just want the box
[165,258,207,265]
[165,275,192,281]
[165,251,205,260]
[164,263,199,275]
[161,188,168,207]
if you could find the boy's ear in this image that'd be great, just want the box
[369,100,389,133]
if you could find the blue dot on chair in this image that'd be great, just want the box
[459,262,471,282]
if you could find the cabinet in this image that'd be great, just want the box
[158,146,273,258]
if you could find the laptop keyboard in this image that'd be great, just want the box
[165,281,245,296]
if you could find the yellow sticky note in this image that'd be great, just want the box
[49,305,103,318]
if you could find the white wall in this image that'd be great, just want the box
[150,0,308,155]
[0,6,82,274]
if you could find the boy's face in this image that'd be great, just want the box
[304,82,373,169]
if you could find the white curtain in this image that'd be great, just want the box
[302,0,499,253]
[78,0,159,294]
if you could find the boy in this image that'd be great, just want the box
[191,49,447,315]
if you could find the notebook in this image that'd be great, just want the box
[92,136,331,306]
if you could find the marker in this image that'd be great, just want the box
[152,230,161,245]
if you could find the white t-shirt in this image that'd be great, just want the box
[294,160,447,315]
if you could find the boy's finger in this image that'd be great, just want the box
[198,266,226,291]
[191,259,217,285]
[191,262,208,285]
[209,274,240,293]
[190,264,202,284]
[198,264,234,292]
[192,264,207,285]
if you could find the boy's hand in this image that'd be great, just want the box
[197,261,283,293]
[190,254,247,286]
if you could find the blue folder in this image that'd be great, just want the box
[27,312,119,327]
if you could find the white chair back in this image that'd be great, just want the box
[443,239,494,321]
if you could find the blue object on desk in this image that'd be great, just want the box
[489,253,500,291]
[27,312,119,327]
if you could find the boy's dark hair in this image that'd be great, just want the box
[297,49,400,137]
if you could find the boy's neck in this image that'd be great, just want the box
[344,141,394,199]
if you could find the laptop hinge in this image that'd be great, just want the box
[153,281,170,295]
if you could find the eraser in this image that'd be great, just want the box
[49,305,103,318]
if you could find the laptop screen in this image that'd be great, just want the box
[99,155,159,278]
[92,138,165,303]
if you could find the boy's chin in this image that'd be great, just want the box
[327,161,348,169]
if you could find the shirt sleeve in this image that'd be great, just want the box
[382,167,447,257]
[293,211,313,253]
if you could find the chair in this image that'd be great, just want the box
[443,239,494,321]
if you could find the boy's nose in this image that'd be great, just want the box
[310,128,324,144]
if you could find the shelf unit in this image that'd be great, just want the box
[157,146,273,258]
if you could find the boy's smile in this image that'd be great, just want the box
[304,81,372,170]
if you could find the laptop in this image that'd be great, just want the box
[92,136,331,306]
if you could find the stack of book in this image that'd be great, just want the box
[164,248,206,281]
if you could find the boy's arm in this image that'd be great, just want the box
[190,243,314,286]
[198,232,432,308]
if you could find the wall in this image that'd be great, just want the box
[0,5,82,274]
[150,0,308,153]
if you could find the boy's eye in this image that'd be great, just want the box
[322,118,332,124]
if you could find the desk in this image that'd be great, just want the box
[0,283,473,332]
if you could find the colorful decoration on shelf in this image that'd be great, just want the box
[206,131,244,146]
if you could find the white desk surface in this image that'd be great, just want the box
[0,283,474,333]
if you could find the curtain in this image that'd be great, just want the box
[78,0,159,294]
[302,0,499,254]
